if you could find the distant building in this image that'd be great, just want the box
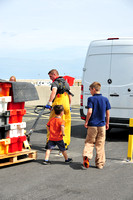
[74,79,82,86]
[16,79,52,86]
[10,79,81,86]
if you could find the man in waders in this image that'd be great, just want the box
[45,69,73,149]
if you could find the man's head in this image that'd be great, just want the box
[89,82,101,95]
[48,69,59,81]
[54,105,64,116]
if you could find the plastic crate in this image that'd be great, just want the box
[17,122,26,137]
[8,137,18,153]
[0,138,10,155]
[0,83,12,97]
[8,136,26,153]
[17,135,26,151]
[9,109,26,124]
[7,124,18,138]
[0,124,10,139]
[0,96,11,114]
[0,111,10,126]
[7,122,26,138]
[7,102,25,110]
[17,122,26,129]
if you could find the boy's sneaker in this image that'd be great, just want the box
[65,158,73,163]
[58,150,63,156]
[43,160,51,165]
[83,156,89,168]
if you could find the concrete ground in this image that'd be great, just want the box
[0,106,133,200]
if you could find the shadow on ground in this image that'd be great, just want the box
[35,159,85,170]
[27,119,129,142]
[71,125,87,139]
[71,125,129,142]
[106,128,128,142]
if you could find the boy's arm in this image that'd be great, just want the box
[61,125,65,136]
[106,110,110,130]
[84,108,92,128]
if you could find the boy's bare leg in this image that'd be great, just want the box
[45,149,52,160]
[62,150,68,160]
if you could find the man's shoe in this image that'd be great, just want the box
[43,160,51,165]
[83,156,89,168]
[65,158,73,163]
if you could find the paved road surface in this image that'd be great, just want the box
[0,106,133,200]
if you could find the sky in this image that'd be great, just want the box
[0,0,133,80]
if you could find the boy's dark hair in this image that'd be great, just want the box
[54,105,64,115]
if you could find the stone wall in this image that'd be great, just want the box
[25,86,81,106]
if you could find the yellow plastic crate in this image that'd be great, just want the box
[0,138,10,155]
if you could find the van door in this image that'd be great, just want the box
[109,42,133,118]
[83,40,112,115]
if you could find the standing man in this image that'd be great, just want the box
[45,69,73,149]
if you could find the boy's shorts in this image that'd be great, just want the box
[47,140,66,151]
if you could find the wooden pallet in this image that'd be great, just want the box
[0,149,37,167]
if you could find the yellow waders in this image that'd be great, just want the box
[46,92,71,147]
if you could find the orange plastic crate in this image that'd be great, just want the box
[0,83,12,97]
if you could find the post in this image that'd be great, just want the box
[127,118,133,161]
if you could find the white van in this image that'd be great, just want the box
[80,38,133,128]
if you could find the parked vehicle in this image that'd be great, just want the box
[80,38,133,128]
